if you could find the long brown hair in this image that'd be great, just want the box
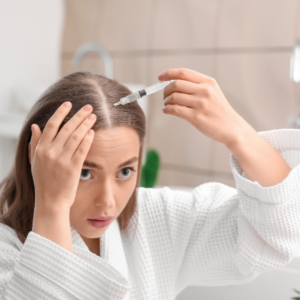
[0,72,146,243]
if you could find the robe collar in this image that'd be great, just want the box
[70,219,129,280]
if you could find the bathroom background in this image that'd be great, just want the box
[0,0,300,299]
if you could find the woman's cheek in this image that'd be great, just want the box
[117,180,136,210]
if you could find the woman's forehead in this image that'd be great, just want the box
[86,127,140,163]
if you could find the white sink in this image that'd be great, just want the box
[177,256,300,300]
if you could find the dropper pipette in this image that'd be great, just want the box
[114,80,175,106]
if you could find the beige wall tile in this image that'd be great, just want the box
[218,0,299,48]
[111,56,149,86]
[156,168,235,189]
[96,0,153,52]
[63,0,219,54]
[63,0,154,53]
[210,52,295,174]
[209,140,232,174]
[63,0,300,52]
[156,168,211,188]
[149,0,219,50]
[215,53,295,132]
[148,111,213,170]
[62,0,105,53]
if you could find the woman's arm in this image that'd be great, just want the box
[160,68,291,187]
[29,102,96,252]
[226,130,291,187]
[32,204,72,252]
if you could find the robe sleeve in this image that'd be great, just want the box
[137,129,300,296]
[0,224,130,300]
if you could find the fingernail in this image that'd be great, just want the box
[84,104,92,111]
[158,72,165,80]
[64,101,71,107]
[88,129,94,135]
[162,106,165,112]
[88,114,95,120]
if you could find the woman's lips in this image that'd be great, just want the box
[88,218,113,228]
[90,216,112,221]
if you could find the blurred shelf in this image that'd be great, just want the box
[154,185,194,192]
[0,113,26,139]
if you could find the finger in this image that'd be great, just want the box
[39,101,73,145]
[63,113,97,156]
[164,93,196,109]
[30,124,42,162]
[163,104,194,122]
[71,129,95,166]
[158,68,212,84]
[163,80,197,100]
[54,104,93,146]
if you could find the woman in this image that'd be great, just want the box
[0,68,299,300]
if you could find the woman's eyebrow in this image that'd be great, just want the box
[117,156,139,169]
[83,160,102,170]
[82,156,138,170]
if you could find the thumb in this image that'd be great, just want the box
[30,124,42,162]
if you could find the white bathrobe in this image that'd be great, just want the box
[1,129,300,300]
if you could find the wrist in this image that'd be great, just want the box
[33,203,72,252]
[33,204,70,231]
[34,201,70,216]
[34,193,71,214]
[225,125,257,154]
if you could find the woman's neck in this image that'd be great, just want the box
[80,234,101,256]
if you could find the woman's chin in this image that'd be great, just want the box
[72,222,108,239]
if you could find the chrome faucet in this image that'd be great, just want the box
[288,40,300,128]
[72,42,114,79]
[290,40,300,83]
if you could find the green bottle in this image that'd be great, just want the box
[140,149,160,188]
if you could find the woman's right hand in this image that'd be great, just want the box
[29,101,97,212]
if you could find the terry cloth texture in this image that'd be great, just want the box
[1,128,300,300]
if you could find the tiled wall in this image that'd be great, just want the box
[61,0,300,189]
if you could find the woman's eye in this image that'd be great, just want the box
[80,169,92,181]
[118,168,132,180]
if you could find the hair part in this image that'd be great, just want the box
[0,72,146,243]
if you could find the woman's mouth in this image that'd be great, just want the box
[88,217,113,228]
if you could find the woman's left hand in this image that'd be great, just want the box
[159,68,291,187]
[160,68,255,148]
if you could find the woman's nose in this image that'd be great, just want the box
[94,180,115,209]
